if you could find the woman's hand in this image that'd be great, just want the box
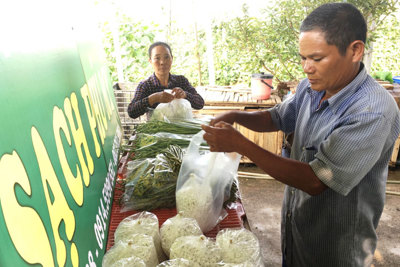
[172,87,187,99]
[149,91,174,105]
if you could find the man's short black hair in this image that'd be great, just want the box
[148,41,173,58]
[300,3,367,55]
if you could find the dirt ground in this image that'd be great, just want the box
[238,164,400,267]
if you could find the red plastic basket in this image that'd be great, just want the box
[105,181,245,251]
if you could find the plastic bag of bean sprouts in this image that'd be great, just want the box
[169,235,222,265]
[216,228,264,267]
[159,212,203,257]
[114,211,166,262]
[216,262,258,267]
[176,131,241,233]
[102,234,157,267]
[156,258,195,267]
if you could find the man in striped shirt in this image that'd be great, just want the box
[202,3,400,266]
[127,41,204,119]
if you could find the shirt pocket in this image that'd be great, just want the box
[300,146,317,163]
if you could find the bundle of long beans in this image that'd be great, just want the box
[134,119,203,135]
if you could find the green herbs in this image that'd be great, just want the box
[122,133,193,160]
[135,120,203,135]
[121,145,184,211]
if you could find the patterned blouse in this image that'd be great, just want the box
[127,73,205,119]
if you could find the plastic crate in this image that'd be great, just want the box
[114,89,147,144]
[393,76,400,84]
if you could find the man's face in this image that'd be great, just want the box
[149,45,173,77]
[299,30,355,95]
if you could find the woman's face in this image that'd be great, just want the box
[149,45,173,77]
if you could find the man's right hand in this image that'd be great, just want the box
[210,111,238,126]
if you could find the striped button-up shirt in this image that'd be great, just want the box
[127,73,204,119]
[269,64,400,267]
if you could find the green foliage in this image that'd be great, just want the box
[213,0,399,84]
[167,26,208,86]
[371,11,400,75]
[101,0,399,86]
[101,14,161,83]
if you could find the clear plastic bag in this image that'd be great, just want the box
[169,235,222,266]
[128,132,193,159]
[156,258,194,267]
[160,212,203,257]
[121,145,183,212]
[150,98,193,122]
[216,228,264,267]
[102,235,156,267]
[114,211,166,262]
[175,131,241,233]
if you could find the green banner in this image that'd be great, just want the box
[0,1,121,266]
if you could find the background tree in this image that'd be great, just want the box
[100,0,399,87]
[213,0,399,85]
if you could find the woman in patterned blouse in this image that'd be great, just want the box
[127,41,204,119]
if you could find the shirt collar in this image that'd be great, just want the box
[306,63,368,114]
[151,73,173,88]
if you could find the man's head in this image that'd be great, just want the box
[299,3,366,96]
[300,3,366,56]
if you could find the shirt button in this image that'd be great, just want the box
[291,189,295,195]
[302,146,306,151]
[287,212,291,218]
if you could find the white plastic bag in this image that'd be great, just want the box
[114,211,166,262]
[156,258,194,267]
[160,212,203,257]
[169,235,222,265]
[216,228,264,266]
[175,131,241,233]
[151,99,193,122]
[102,235,156,267]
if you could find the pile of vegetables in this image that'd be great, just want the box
[119,115,240,211]
[159,212,203,257]
[216,228,264,266]
[122,133,191,160]
[169,235,222,265]
[175,173,214,232]
[102,235,157,267]
[135,120,202,135]
[113,211,166,262]
[121,145,183,211]
[104,212,265,267]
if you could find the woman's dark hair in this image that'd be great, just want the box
[148,41,173,58]
[300,3,367,55]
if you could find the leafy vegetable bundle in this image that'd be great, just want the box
[122,132,194,159]
[119,117,239,212]
[135,120,202,135]
[121,145,184,211]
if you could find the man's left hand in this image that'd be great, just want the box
[201,121,243,153]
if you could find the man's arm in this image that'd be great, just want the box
[201,122,327,195]
[210,110,278,133]
[240,135,327,195]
